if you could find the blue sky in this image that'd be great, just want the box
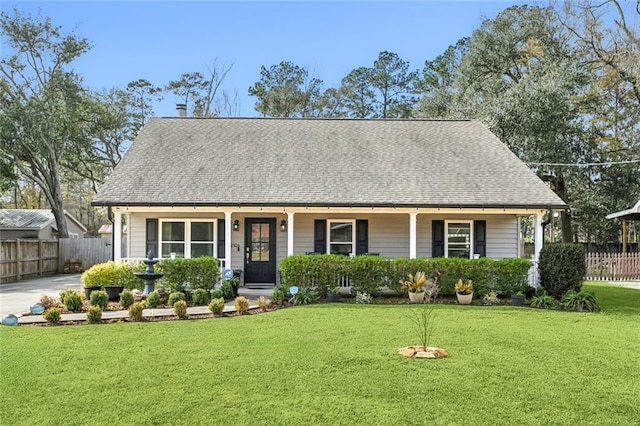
[2,1,527,117]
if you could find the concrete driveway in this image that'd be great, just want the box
[0,274,82,317]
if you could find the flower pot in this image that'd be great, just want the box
[105,286,124,301]
[456,292,473,305]
[511,294,525,307]
[84,286,101,300]
[408,291,425,303]
[327,292,340,303]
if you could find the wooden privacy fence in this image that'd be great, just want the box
[0,239,59,283]
[58,238,112,273]
[585,252,640,281]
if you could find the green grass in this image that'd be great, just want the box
[1,282,638,425]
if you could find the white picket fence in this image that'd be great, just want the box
[585,252,640,281]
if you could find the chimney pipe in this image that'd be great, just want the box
[176,103,187,117]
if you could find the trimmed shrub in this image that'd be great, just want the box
[220,281,234,300]
[146,291,161,308]
[346,255,389,296]
[89,290,108,310]
[539,244,586,299]
[119,290,134,309]
[86,305,103,324]
[208,298,225,315]
[40,294,60,309]
[157,257,220,293]
[62,291,83,312]
[211,289,224,299]
[174,300,188,319]
[234,296,249,314]
[280,254,346,292]
[256,296,271,312]
[272,287,286,306]
[192,288,210,306]
[44,308,61,324]
[128,302,144,321]
[562,290,599,312]
[167,292,186,306]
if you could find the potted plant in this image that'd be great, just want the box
[81,262,110,299]
[400,271,428,303]
[327,286,341,303]
[454,279,474,305]
[511,291,525,307]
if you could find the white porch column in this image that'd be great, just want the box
[534,212,544,261]
[287,212,295,256]
[113,211,122,262]
[126,213,131,259]
[224,211,232,270]
[409,212,417,259]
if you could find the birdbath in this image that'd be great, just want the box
[134,251,164,295]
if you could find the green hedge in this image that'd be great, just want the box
[157,257,220,293]
[279,255,532,297]
[539,243,586,299]
[81,261,145,291]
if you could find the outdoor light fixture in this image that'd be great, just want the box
[233,219,239,231]
[280,219,287,232]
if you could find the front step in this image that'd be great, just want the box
[243,283,276,289]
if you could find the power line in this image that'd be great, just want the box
[526,159,640,167]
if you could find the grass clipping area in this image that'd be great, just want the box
[1,283,639,425]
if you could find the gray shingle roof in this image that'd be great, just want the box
[92,118,566,208]
[0,209,55,230]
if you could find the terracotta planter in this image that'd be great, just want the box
[456,292,473,305]
[408,291,425,303]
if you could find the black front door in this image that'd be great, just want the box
[244,218,276,285]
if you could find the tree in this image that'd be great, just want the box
[0,8,92,238]
[340,67,375,118]
[126,78,162,128]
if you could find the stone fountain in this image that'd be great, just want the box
[135,251,164,295]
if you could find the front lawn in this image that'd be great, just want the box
[1,283,638,425]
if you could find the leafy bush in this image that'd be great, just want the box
[208,298,225,315]
[81,261,144,290]
[562,290,599,312]
[63,291,83,312]
[355,292,371,304]
[211,289,224,300]
[256,296,271,312]
[346,255,389,296]
[40,294,59,309]
[167,292,186,306]
[119,290,134,309]
[234,296,249,314]
[128,302,144,321]
[530,292,558,309]
[280,254,345,293]
[539,244,586,298]
[174,300,188,319]
[157,257,220,293]
[59,288,77,305]
[220,281,234,300]
[293,288,317,305]
[272,287,286,306]
[192,288,210,306]
[44,308,61,324]
[482,291,501,306]
[146,291,161,308]
[89,290,108,310]
[86,305,103,324]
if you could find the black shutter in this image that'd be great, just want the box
[356,220,368,255]
[218,219,225,261]
[146,219,158,258]
[314,219,327,254]
[474,220,486,258]
[432,220,444,258]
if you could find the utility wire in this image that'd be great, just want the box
[526,159,640,167]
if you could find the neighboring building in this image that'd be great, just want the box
[98,224,128,239]
[92,118,565,286]
[0,209,87,240]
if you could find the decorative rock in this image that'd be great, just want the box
[398,347,417,357]
[397,345,448,359]
[415,351,436,358]
[2,314,19,326]
[30,302,45,315]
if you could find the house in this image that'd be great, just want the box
[97,224,128,239]
[0,209,87,240]
[92,118,566,286]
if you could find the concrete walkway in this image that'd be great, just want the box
[0,273,273,323]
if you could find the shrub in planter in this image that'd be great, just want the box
[208,298,225,315]
[86,305,103,324]
[89,290,108,310]
[63,291,83,312]
[128,302,145,321]
[44,308,61,324]
[119,290,134,309]
[174,300,188,319]
[192,288,210,306]
[539,244,586,298]
[234,296,249,314]
[146,291,161,308]
[167,292,186,306]
[562,290,599,312]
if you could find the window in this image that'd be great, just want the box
[445,220,473,259]
[160,219,216,258]
[327,220,355,255]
